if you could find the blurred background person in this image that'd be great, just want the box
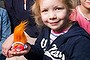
[0,7,11,60]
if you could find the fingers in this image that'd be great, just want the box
[7,50,15,58]
[8,50,28,57]
[13,50,28,55]
[2,47,9,57]
[6,46,30,58]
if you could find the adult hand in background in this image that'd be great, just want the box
[2,32,36,57]
[2,34,14,57]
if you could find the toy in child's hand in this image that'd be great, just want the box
[12,42,24,51]
[11,21,28,52]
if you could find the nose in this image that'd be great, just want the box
[49,11,57,20]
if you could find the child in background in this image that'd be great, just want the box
[4,0,90,60]
[70,0,90,34]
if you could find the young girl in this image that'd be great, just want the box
[70,0,90,34]
[2,0,90,60]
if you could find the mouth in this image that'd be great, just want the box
[49,20,60,26]
[86,1,90,4]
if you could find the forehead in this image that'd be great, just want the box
[80,0,86,2]
[39,0,65,7]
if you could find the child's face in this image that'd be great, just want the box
[80,0,90,9]
[40,0,69,31]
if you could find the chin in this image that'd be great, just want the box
[50,27,60,31]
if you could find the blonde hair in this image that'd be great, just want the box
[31,0,74,26]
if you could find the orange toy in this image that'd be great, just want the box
[12,21,28,52]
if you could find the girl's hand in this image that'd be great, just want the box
[7,43,31,58]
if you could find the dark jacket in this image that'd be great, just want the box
[4,0,39,38]
[25,22,90,60]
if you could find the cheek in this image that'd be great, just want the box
[41,14,48,22]
[57,11,67,19]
